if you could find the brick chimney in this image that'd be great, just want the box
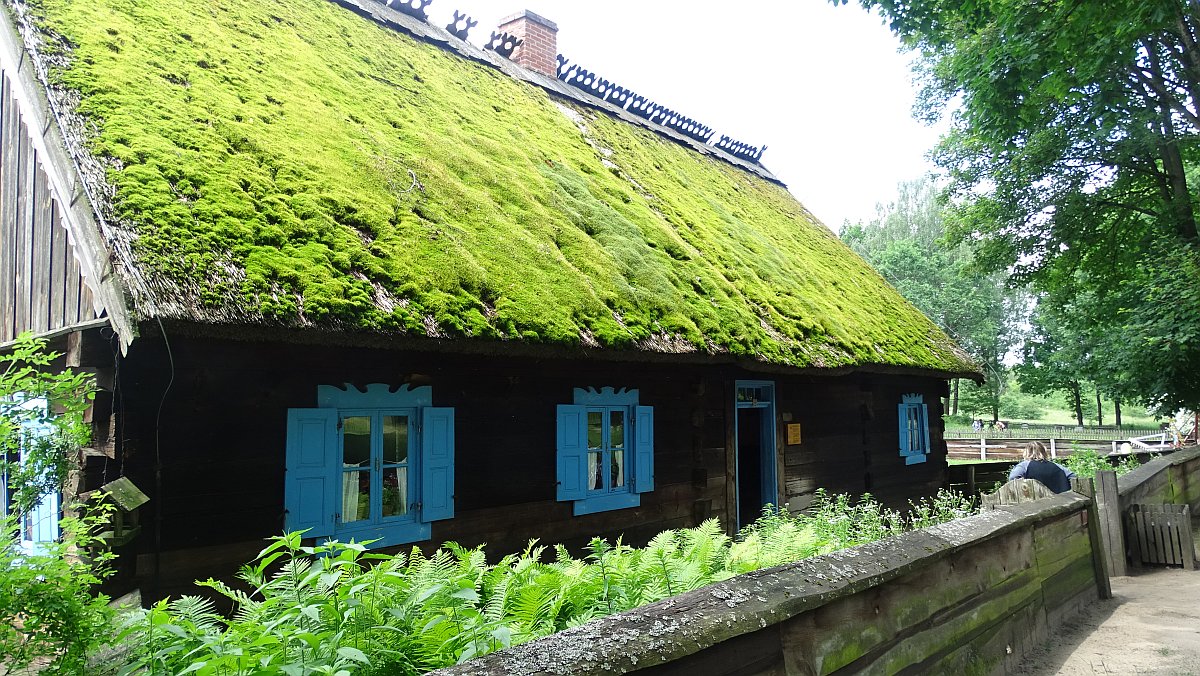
[496,10,558,77]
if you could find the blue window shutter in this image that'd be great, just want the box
[421,407,455,522]
[633,405,654,493]
[556,405,588,501]
[920,403,931,454]
[285,408,338,538]
[898,404,910,456]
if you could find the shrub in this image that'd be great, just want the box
[0,506,116,673]
[1062,447,1145,479]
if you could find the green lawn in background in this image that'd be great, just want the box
[950,378,1161,428]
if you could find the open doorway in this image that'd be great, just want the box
[734,381,777,529]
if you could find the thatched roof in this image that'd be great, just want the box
[13,0,979,376]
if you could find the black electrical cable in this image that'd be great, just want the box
[152,316,174,599]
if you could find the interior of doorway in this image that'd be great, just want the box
[737,407,765,527]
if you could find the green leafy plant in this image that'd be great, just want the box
[1,333,93,518]
[110,489,975,675]
[0,504,117,673]
[1,333,112,673]
[1061,448,1145,479]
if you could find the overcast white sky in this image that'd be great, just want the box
[423,1,943,230]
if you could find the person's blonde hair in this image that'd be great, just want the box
[1023,441,1050,461]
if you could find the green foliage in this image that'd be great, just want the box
[111,490,975,674]
[23,0,976,374]
[0,334,112,672]
[833,0,1200,411]
[1061,448,1144,479]
[1,334,93,518]
[0,506,117,673]
[841,177,1012,411]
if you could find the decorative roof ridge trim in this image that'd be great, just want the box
[325,0,782,185]
[555,55,767,165]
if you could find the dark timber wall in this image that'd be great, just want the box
[436,494,1103,676]
[78,331,951,601]
[0,70,98,343]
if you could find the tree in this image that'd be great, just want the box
[835,0,1200,413]
[843,177,1018,419]
[1017,304,1091,426]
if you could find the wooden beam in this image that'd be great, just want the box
[1094,470,1126,576]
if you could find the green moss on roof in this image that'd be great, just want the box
[29,0,976,373]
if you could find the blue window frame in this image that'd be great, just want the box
[285,384,454,548]
[556,387,653,515]
[899,393,930,465]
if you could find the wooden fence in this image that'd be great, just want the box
[435,495,1103,675]
[1116,447,1200,569]
[945,425,1161,441]
[946,436,1166,462]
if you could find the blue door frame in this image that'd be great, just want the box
[733,380,778,529]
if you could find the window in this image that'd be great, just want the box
[898,393,930,465]
[556,387,653,515]
[285,384,454,548]
[2,396,61,551]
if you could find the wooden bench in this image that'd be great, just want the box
[1125,503,1196,570]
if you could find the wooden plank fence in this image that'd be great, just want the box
[946,437,1165,462]
[1126,504,1196,570]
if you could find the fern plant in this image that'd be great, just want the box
[105,490,977,675]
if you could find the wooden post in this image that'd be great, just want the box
[1077,477,1112,600]
[1094,470,1127,577]
[1049,437,1056,458]
[980,436,987,461]
[967,465,976,496]
[1182,505,1197,570]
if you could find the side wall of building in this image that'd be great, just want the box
[0,70,99,344]
[86,333,948,601]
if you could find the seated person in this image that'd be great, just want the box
[1008,441,1076,493]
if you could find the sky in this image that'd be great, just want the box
[417,0,946,230]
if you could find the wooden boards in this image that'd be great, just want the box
[0,70,97,343]
[1126,503,1196,570]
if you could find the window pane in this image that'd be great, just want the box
[343,416,371,467]
[342,469,370,522]
[588,452,603,490]
[382,467,407,518]
[610,410,624,449]
[383,416,409,464]
[587,411,603,450]
[612,450,624,489]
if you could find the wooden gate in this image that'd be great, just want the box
[1126,503,1196,569]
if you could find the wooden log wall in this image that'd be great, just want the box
[100,334,955,601]
[0,70,97,343]
[436,493,1102,676]
[779,374,947,512]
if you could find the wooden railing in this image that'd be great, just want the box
[946,425,1161,441]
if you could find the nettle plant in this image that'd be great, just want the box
[111,489,975,675]
[1,332,115,673]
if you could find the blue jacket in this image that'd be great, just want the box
[1009,459,1076,493]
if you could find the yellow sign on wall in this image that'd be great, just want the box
[786,423,802,445]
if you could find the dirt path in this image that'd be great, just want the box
[1015,568,1200,675]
